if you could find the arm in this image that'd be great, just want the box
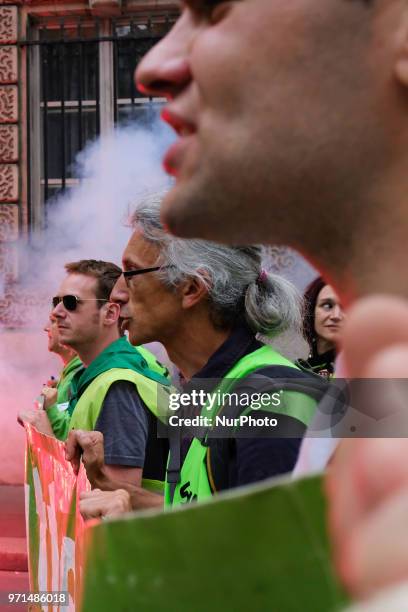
[79,484,163,520]
[102,464,143,488]
[95,381,148,470]
[17,408,55,436]
[94,381,161,488]
[65,430,163,514]
[79,489,133,520]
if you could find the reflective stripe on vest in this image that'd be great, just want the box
[165,345,317,508]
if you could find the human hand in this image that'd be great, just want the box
[326,296,408,598]
[79,488,131,520]
[17,408,54,436]
[65,429,106,486]
[41,386,58,409]
[45,376,58,388]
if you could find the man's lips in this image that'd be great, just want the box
[163,138,195,177]
[161,108,196,136]
[161,108,196,177]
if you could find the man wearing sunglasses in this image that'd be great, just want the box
[45,259,171,496]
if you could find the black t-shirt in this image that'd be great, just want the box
[95,380,168,482]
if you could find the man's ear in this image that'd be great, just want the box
[102,302,121,327]
[394,10,408,86]
[180,274,210,310]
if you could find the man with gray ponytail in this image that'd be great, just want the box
[68,195,323,517]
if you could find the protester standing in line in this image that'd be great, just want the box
[66,195,324,518]
[18,315,82,437]
[42,315,83,438]
[297,277,345,379]
[21,259,171,500]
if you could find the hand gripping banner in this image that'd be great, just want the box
[25,423,348,612]
[25,424,90,611]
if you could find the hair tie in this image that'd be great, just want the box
[257,269,268,284]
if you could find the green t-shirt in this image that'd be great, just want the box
[46,356,83,440]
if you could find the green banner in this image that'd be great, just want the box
[81,475,349,612]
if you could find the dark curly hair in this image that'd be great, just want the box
[302,276,327,349]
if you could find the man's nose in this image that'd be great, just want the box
[331,305,344,321]
[135,13,193,99]
[110,275,129,306]
[52,302,65,319]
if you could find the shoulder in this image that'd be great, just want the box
[102,380,146,409]
[236,364,328,399]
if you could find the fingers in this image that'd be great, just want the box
[330,346,408,539]
[343,296,408,378]
[65,430,87,474]
[327,306,408,601]
[32,411,54,436]
[327,439,408,554]
[79,489,131,520]
[326,439,367,553]
[65,430,103,461]
[41,386,58,409]
[17,409,54,435]
[17,409,35,427]
[65,430,104,479]
[80,488,101,499]
[365,344,408,379]
[339,489,408,598]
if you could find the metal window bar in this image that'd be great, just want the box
[113,18,118,125]
[59,20,66,192]
[40,28,49,207]
[130,19,136,108]
[77,19,83,151]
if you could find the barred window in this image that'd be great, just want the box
[25,14,176,230]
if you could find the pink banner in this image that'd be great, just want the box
[25,424,91,611]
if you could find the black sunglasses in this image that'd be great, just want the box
[52,295,108,312]
[122,265,171,285]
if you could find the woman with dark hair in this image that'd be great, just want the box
[297,276,345,378]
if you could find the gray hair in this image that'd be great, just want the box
[130,193,301,337]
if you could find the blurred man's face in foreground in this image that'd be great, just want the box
[137,0,403,258]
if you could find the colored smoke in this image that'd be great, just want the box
[0,113,316,484]
[0,115,174,483]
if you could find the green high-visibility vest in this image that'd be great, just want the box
[70,367,173,494]
[165,345,318,507]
